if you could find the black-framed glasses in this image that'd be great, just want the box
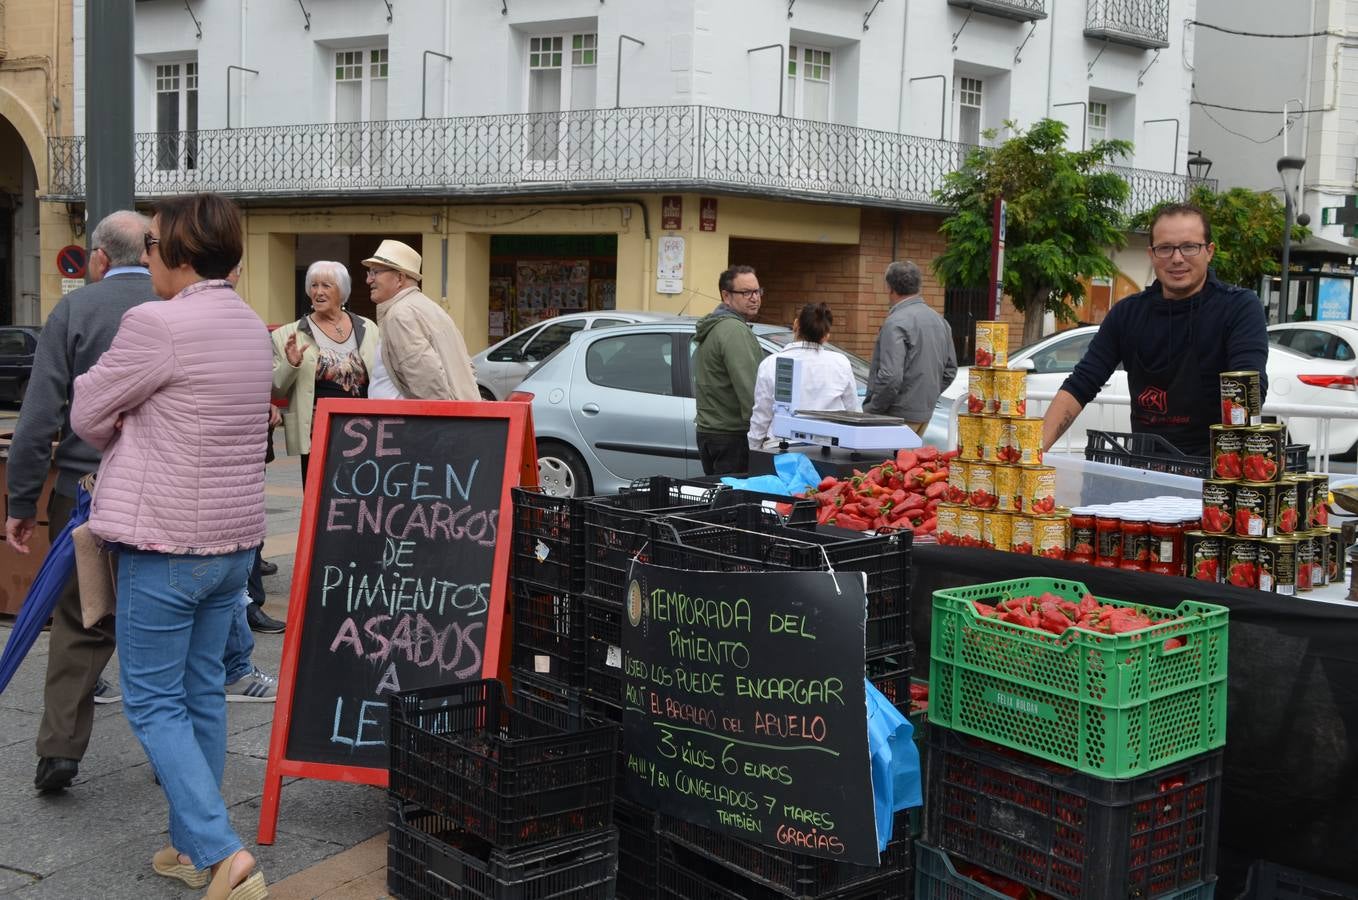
[726,288,765,299]
[143,234,160,253]
[1150,242,1207,259]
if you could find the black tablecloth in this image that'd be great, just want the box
[910,544,1358,894]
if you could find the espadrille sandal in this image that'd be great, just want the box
[152,846,208,889]
[204,851,268,900]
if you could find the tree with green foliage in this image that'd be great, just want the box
[1131,185,1309,291]
[933,118,1132,346]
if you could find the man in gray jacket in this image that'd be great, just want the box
[863,261,958,436]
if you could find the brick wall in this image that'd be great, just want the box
[730,209,951,360]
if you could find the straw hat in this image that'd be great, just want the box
[362,240,422,281]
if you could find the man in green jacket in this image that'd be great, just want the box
[693,265,764,475]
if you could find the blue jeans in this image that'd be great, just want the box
[115,547,253,870]
[223,594,255,684]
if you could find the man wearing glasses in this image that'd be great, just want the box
[1042,203,1269,455]
[693,265,765,475]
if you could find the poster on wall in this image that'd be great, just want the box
[488,278,513,339]
[515,260,590,329]
[1316,277,1353,321]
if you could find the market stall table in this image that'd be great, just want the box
[909,542,1358,895]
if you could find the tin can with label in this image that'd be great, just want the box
[994,464,1020,512]
[1220,370,1263,427]
[935,503,962,546]
[983,510,1013,552]
[1295,534,1315,592]
[957,507,984,548]
[1019,465,1057,515]
[1309,474,1331,528]
[1010,514,1035,555]
[1233,481,1277,538]
[1308,530,1329,587]
[967,462,997,510]
[1032,514,1069,560]
[1009,417,1044,466]
[1201,480,1235,535]
[1224,537,1260,589]
[1240,424,1286,483]
[975,321,1009,368]
[1208,426,1245,481]
[1275,478,1302,535]
[967,367,994,416]
[1185,531,1221,582]
[980,416,1005,463]
[1326,526,1345,584]
[957,414,983,461]
[946,460,969,505]
[1256,537,1297,595]
[995,419,1020,464]
[993,369,1027,418]
[1290,475,1311,534]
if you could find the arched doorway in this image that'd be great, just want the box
[0,114,40,325]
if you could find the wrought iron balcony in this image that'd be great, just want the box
[1105,164,1214,218]
[45,105,1205,216]
[947,0,1047,23]
[1084,0,1170,49]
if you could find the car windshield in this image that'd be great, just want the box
[761,328,871,382]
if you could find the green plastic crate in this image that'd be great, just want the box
[929,577,1228,778]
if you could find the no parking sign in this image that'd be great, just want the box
[56,245,87,279]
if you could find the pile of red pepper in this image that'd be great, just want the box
[971,592,1185,646]
[954,861,1055,899]
[797,446,956,534]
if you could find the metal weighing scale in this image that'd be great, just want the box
[767,356,922,455]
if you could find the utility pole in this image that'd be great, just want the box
[85,0,136,230]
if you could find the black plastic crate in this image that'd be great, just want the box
[582,477,717,604]
[1236,861,1358,900]
[914,841,1218,900]
[650,502,789,538]
[508,665,584,734]
[583,595,625,707]
[657,808,912,899]
[1085,430,1309,478]
[509,582,586,683]
[866,646,915,717]
[388,679,617,849]
[616,795,659,900]
[925,724,1223,900]
[650,523,912,656]
[510,486,586,594]
[388,799,616,900]
[657,837,911,900]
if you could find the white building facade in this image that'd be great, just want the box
[50,0,1202,354]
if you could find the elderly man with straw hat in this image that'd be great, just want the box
[362,239,479,401]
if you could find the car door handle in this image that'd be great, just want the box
[581,403,600,415]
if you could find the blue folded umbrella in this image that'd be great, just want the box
[0,486,92,694]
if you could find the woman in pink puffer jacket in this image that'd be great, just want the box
[71,193,272,900]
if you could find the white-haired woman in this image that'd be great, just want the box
[270,260,378,478]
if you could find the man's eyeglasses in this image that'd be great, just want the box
[143,234,160,253]
[726,288,765,299]
[1150,242,1208,259]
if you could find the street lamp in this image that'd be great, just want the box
[1277,155,1305,320]
[1186,150,1212,181]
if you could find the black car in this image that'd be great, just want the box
[0,325,40,404]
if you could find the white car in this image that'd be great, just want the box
[925,325,1358,456]
[471,310,681,400]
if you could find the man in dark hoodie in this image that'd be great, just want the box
[693,265,764,475]
[1042,203,1269,456]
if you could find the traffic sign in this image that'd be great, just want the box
[56,245,87,278]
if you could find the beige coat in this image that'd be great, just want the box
[271,312,379,455]
[375,286,479,401]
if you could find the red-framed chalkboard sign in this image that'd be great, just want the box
[258,398,536,844]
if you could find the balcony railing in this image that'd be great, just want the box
[46,105,1207,216]
[1084,0,1170,49]
[947,0,1047,23]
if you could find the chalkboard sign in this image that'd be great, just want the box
[259,398,534,844]
[622,561,877,866]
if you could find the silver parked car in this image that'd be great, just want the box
[510,320,871,496]
[472,310,681,400]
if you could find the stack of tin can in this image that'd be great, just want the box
[1185,371,1343,594]
[936,321,1073,558]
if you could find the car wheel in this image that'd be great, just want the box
[536,440,592,498]
[478,386,497,402]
